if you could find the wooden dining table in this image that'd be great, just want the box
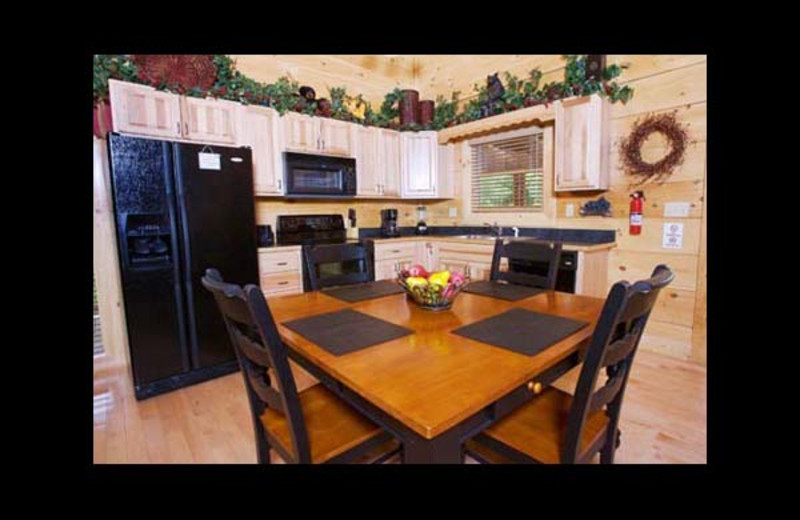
[266,287,606,463]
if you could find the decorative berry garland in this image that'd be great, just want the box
[620,112,688,182]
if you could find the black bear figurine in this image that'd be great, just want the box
[480,73,506,117]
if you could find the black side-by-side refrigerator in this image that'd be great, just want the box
[107,133,258,400]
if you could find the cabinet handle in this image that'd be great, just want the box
[184,121,189,135]
[176,122,181,135]
[276,262,288,266]
[277,281,289,286]
[391,249,401,253]
[277,178,282,190]
[527,381,543,394]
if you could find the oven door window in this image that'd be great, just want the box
[317,259,365,280]
[288,166,343,194]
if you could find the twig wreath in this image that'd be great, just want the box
[620,112,688,183]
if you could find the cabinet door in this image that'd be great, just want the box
[108,79,182,139]
[554,94,610,191]
[282,112,319,153]
[401,131,438,198]
[354,125,380,196]
[319,119,354,156]
[238,105,283,195]
[437,143,456,199]
[379,129,401,197]
[181,97,238,143]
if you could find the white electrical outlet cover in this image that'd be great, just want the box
[662,222,684,249]
[448,207,458,218]
[664,202,691,218]
[565,204,575,217]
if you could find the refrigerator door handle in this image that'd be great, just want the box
[163,146,192,373]
[172,146,202,370]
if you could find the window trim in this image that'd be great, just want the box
[462,124,555,225]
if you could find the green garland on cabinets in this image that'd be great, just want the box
[93,55,634,131]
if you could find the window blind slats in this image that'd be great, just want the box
[470,133,544,212]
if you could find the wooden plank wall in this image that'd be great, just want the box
[230,55,416,106]
[415,55,707,364]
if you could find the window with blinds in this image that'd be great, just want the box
[470,131,544,212]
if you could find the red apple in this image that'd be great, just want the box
[407,264,429,278]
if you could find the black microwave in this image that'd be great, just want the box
[283,152,357,197]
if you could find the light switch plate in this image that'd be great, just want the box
[565,204,575,217]
[448,207,458,218]
[664,202,690,217]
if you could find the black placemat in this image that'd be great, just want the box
[322,280,405,303]
[282,309,413,356]
[452,308,589,356]
[463,281,546,301]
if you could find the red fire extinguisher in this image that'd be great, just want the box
[629,191,645,235]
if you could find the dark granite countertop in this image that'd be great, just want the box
[359,226,616,245]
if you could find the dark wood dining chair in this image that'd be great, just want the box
[201,268,400,464]
[465,264,675,464]
[489,239,563,290]
[303,243,374,291]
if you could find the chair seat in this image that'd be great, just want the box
[474,387,609,463]
[260,384,388,463]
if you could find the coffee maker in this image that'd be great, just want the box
[380,209,400,237]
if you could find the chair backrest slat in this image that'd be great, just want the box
[600,334,638,368]
[201,268,311,463]
[561,264,674,464]
[229,325,274,368]
[304,243,374,291]
[490,239,562,290]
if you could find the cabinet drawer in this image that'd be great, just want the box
[258,250,301,274]
[260,272,302,295]
[437,242,495,255]
[374,241,418,261]
[375,258,416,280]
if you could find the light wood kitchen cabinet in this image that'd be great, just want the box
[258,247,303,296]
[181,96,238,144]
[372,240,421,280]
[281,112,319,152]
[401,131,439,198]
[554,94,610,191]
[319,118,353,155]
[109,79,238,144]
[108,79,182,139]
[435,241,494,281]
[237,105,283,195]
[379,129,402,197]
[437,143,457,199]
[354,125,381,196]
[281,112,354,156]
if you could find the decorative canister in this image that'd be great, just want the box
[399,89,420,126]
[419,100,435,125]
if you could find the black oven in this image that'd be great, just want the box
[283,152,356,197]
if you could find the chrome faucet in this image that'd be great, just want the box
[483,221,503,238]
[512,226,520,238]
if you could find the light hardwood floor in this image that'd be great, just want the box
[93,350,706,464]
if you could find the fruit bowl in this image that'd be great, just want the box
[396,264,470,311]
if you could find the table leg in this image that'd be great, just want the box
[402,429,466,464]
